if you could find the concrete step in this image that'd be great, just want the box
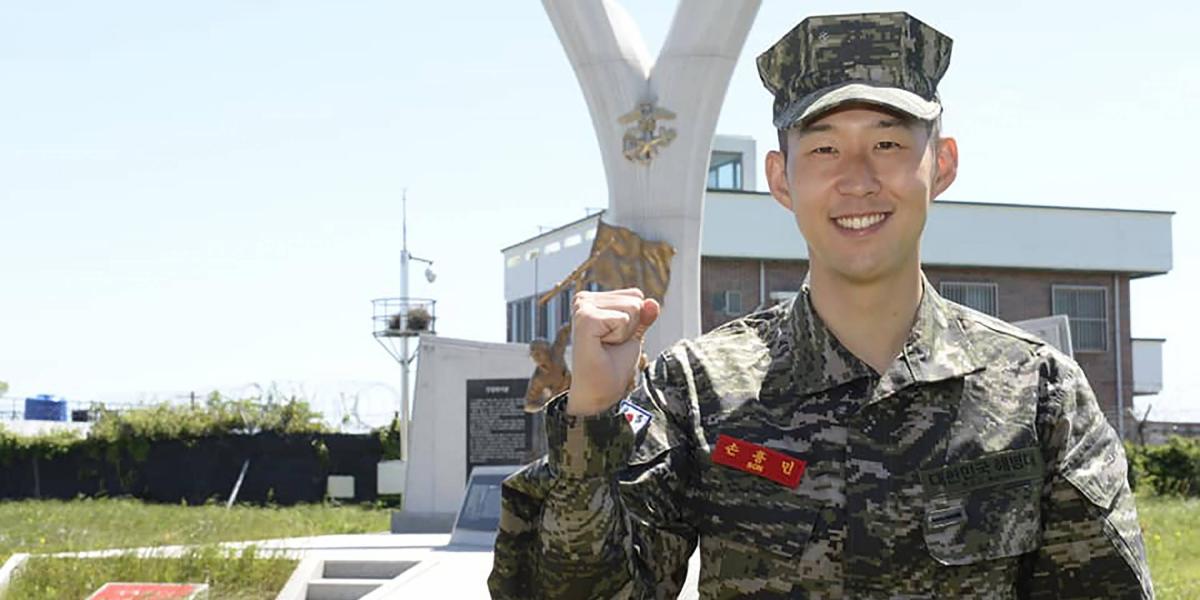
[305,577,390,600]
[323,559,417,580]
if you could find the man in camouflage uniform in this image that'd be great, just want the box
[490,11,1154,599]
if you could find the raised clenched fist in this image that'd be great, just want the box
[566,288,660,416]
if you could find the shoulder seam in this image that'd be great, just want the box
[962,314,1047,349]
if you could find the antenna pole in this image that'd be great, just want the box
[399,190,411,461]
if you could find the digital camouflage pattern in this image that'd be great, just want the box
[757,12,953,129]
[488,274,1154,599]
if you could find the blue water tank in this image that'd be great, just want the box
[24,394,67,421]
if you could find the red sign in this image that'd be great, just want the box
[711,434,806,488]
[88,583,207,600]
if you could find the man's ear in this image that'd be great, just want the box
[930,136,959,199]
[765,149,793,212]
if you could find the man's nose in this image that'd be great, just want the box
[835,153,882,197]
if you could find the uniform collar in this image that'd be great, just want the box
[786,271,986,400]
[785,274,875,397]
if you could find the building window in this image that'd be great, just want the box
[558,288,572,332]
[712,290,743,315]
[707,151,743,190]
[544,295,556,336]
[514,297,533,343]
[1052,285,1108,352]
[506,301,515,342]
[536,297,550,340]
[940,281,999,317]
[769,291,797,305]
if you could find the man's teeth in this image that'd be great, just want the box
[835,213,887,230]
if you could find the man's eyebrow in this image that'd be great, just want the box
[872,118,907,129]
[794,118,911,138]
[794,122,832,138]
[796,123,835,139]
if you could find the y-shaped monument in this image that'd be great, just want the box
[543,0,761,356]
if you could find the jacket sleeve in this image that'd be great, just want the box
[1021,356,1155,599]
[488,347,700,600]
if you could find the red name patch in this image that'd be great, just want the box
[712,434,806,488]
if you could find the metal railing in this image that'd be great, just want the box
[0,396,160,423]
[371,297,437,338]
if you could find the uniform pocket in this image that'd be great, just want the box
[696,467,816,598]
[706,537,797,597]
[697,459,819,558]
[920,447,1045,565]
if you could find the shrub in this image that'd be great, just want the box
[0,393,328,467]
[0,424,82,467]
[1126,436,1200,497]
[375,412,403,461]
[405,307,431,331]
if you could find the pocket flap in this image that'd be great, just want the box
[1062,442,1127,512]
[922,478,1042,565]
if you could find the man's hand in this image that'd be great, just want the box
[566,288,660,416]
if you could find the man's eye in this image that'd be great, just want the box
[876,141,903,150]
[810,146,836,155]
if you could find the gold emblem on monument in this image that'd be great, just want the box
[619,101,677,164]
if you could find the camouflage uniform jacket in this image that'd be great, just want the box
[489,275,1154,599]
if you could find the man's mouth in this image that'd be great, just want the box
[832,212,890,232]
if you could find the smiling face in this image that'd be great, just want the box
[765,103,958,286]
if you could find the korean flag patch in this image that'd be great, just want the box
[618,399,653,435]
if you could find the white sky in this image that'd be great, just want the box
[1,1,1196,422]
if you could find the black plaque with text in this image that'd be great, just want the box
[465,378,530,480]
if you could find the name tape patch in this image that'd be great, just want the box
[920,446,1044,495]
[711,434,807,488]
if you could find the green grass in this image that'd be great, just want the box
[0,497,389,598]
[4,546,296,600]
[1,495,1193,597]
[0,497,388,560]
[1139,493,1200,599]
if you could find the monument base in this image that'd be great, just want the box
[391,510,456,534]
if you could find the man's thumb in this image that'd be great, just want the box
[633,298,660,341]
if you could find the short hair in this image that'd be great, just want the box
[777,111,942,157]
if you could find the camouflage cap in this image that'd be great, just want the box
[756,12,953,129]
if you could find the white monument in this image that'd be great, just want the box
[543,0,761,355]
[390,1,764,533]
[394,335,534,532]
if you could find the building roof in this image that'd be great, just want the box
[715,190,1175,216]
[701,191,1173,277]
[500,211,602,253]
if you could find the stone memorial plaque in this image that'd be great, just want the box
[465,379,530,479]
